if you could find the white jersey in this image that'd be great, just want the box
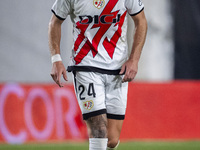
[52,0,144,74]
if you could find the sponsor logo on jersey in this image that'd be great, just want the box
[79,14,121,24]
[83,100,94,110]
[93,0,105,9]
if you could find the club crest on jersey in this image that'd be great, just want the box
[93,0,105,9]
[83,100,94,110]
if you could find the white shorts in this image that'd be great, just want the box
[73,71,128,120]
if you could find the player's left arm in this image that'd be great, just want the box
[120,10,147,82]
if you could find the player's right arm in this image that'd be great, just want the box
[48,14,68,87]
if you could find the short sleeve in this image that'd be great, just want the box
[51,0,71,20]
[125,0,144,16]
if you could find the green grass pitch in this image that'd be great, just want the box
[0,141,200,150]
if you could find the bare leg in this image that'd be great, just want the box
[107,119,123,148]
[85,114,108,150]
[85,114,107,138]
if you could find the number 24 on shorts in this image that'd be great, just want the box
[78,83,96,100]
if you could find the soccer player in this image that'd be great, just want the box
[48,0,147,149]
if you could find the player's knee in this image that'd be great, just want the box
[90,122,107,138]
[93,125,107,138]
[107,138,119,148]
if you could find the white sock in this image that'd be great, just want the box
[89,138,108,150]
[107,141,120,150]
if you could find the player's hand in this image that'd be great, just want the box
[119,59,138,83]
[50,61,68,87]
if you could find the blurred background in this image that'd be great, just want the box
[0,0,200,149]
